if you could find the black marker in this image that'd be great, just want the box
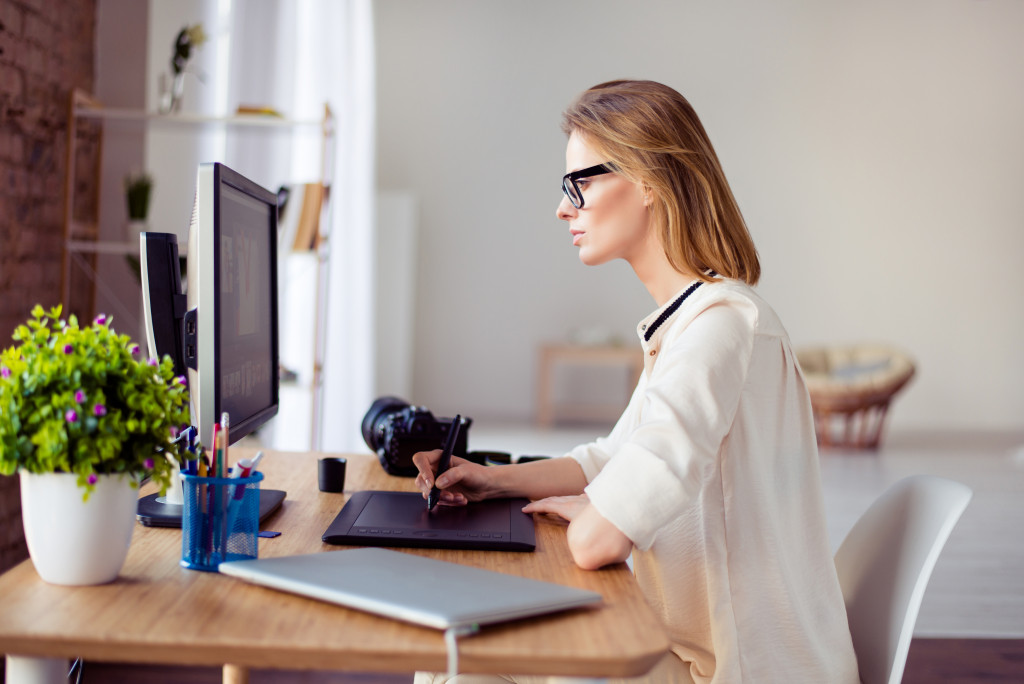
[427,415,462,512]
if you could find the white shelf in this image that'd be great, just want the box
[73,107,325,129]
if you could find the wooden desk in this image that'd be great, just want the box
[0,451,669,682]
[536,344,644,427]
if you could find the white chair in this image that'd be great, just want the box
[834,475,972,684]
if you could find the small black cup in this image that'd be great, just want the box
[318,457,347,493]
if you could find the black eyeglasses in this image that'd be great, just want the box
[561,163,615,209]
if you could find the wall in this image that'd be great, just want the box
[93,0,148,344]
[0,0,97,572]
[375,0,1024,432]
[0,0,96,338]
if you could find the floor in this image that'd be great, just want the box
[12,422,1024,682]
[66,639,1024,683]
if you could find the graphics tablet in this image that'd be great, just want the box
[322,490,535,551]
[219,547,601,630]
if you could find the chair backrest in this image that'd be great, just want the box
[834,475,971,684]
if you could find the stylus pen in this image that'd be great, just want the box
[427,415,462,512]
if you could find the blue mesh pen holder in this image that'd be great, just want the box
[180,471,263,572]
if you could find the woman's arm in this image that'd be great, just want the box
[524,496,633,570]
[412,450,589,506]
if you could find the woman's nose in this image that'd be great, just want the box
[556,194,576,221]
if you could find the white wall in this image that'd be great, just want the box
[374,0,1024,432]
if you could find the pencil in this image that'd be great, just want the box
[220,412,230,476]
[211,423,221,477]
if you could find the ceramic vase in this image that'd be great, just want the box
[19,471,138,585]
[158,72,185,114]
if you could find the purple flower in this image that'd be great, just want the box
[144,458,155,470]
[63,344,73,354]
[87,473,97,485]
[75,390,86,403]
[174,376,186,386]
[65,409,78,423]
[94,314,107,326]
[1,366,9,379]
[170,425,179,438]
[93,404,107,417]
[130,344,140,355]
[148,358,159,367]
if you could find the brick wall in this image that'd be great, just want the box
[0,0,97,573]
[0,0,97,340]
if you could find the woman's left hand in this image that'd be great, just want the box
[522,494,590,522]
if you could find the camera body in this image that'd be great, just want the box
[361,396,471,477]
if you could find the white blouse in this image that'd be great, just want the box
[567,278,860,684]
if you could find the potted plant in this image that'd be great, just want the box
[160,23,207,113]
[0,305,190,585]
[124,170,153,229]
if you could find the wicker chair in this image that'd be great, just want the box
[796,345,915,449]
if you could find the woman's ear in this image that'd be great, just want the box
[642,185,654,207]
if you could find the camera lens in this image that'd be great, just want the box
[360,396,410,452]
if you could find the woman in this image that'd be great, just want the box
[413,80,859,684]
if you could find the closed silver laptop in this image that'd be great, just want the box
[219,547,602,630]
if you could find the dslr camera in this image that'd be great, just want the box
[361,396,472,477]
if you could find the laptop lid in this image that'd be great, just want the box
[218,547,602,630]
[322,491,536,551]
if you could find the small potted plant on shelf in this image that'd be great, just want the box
[161,23,207,113]
[0,305,190,585]
[124,170,153,234]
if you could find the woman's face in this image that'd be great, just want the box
[556,131,653,267]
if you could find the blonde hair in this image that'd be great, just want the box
[562,80,760,285]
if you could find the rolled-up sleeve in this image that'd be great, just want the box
[584,301,755,550]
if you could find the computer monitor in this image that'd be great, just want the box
[140,232,187,380]
[141,162,279,448]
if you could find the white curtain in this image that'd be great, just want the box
[155,0,376,452]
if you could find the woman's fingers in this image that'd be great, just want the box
[522,494,589,522]
[412,449,442,493]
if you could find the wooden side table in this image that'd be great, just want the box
[536,344,644,427]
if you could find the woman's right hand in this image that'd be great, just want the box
[411,449,493,506]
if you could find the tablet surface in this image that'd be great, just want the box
[322,490,535,551]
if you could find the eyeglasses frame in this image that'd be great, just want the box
[561,163,615,209]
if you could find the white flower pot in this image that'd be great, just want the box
[19,471,138,586]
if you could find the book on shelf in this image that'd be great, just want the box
[278,182,324,252]
[294,182,324,251]
[236,104,284,117]
[277,184,303,253]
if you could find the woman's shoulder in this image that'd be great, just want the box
[686,278,787,337]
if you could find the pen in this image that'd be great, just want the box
[210,423,220,476]
[230,451,262,500]
[225,449,264,534]
[248,450,264,471]
[427,415,462,512]
[220,412,230,477]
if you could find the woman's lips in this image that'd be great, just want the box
[571,230,584,246]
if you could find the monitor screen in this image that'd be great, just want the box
[184,162,279,447]
[217,181,276,434]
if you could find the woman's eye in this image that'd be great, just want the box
[576,179,590,188]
